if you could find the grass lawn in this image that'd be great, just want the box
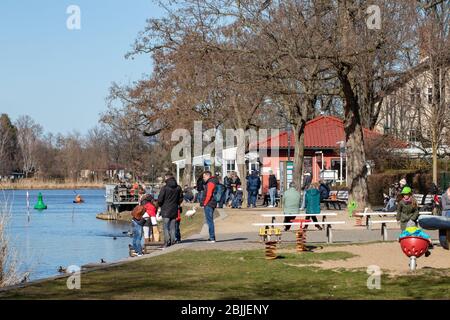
[1,247,449,300]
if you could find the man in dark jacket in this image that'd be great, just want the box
[268,170,278,207]
[196,175,205,206]
[203,171,218,242]
[158,173,183,247]
[319,180,330,201]
[247,171,261,208]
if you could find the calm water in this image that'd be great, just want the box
[1,189,131,281]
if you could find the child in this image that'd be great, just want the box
[396,186,420,230]
[141,195,160,243]
[174,206,182,243]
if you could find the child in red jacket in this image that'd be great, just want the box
[141,195,160,243]
[175,206,182,243]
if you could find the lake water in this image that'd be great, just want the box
[1,189,131,281]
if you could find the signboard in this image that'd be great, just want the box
[286,161,294,187]
[320,170,338,182]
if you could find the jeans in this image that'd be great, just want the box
[224,188,231,205]
[163,217,176,246]
[132,220,143,254]
[204,205,216,240]
[175,220,181,242]
[248,190,258,207]
[269,187,277,206]
[231,193,241,208]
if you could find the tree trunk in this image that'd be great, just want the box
[340,71,369,209]
[292,120,307,191]
[182,163,193,187]
[432,141,438,185]
[237,163,248,208]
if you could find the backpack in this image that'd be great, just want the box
[213,184,225,202]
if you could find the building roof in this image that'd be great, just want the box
[254,115,408,150]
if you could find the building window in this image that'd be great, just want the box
[428,87,433,104]
[225,160,235,173]
[248,162,259,173]
[408,129,417,144]
[331,159,346,182]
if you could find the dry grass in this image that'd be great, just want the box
[0,179,104,190]
[0,197,29,287]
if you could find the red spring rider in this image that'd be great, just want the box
[399,236,431,271]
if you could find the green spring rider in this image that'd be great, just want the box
[34,193,48,210]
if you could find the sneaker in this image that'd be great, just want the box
[137,253,143,257]
[268,205,274,208]
[207,239,216,243]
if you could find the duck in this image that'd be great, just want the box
[185,206,198,218]
[58,266,67,273]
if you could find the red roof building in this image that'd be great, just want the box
[255,116,408,192]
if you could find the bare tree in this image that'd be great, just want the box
[15,115,43,178]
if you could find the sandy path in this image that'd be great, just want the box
[284,242,450,274]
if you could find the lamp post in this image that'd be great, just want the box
[315,151,324,180]
[337,141,345,185]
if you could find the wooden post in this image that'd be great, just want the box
[382,223,388,241]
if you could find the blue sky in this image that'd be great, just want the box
[0,0,164,134]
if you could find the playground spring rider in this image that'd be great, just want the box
[259,226,282,260]
[399,236,431,271]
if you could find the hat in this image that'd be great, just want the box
[399,178,407,186]
[401,186,412,195]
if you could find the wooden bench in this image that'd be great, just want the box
[253,221,345,243]
[414,194,442,207]
[357,211,397,230]
[323,191,348,210]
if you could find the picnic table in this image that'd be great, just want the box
[261,213,338,223]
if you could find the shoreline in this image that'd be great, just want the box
[0,182,105,190]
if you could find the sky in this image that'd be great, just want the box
[0,0,165,134]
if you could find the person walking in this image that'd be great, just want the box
[196,174,205,206]
[268,170,278,208]
[203,171,218,242]
[300,172,312,210]
[282,182,302,231]
[304,182,323,231]
[158,172,183,248]
[247,171,261,208]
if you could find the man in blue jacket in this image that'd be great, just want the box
[247,171,261,208]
